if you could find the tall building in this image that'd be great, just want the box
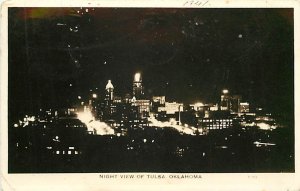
[220,89,242,113]
[133,73,144,99]
[220,89,230,111]
[105,80,114,102]
[230,95,242,113]
[103,80,116,117]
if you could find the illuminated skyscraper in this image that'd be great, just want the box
[102,80,116,117]
[133,73,144,99]
[220,89,230,111]
[105,80,114,102]
[220,89,242,113]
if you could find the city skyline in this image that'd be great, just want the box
[9,8,294,122]
[73,72,247,107]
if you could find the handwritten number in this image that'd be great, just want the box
[183,0,209,6]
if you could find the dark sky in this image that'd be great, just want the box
[8,8,294,119]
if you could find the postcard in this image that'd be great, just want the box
[1,0,299,190]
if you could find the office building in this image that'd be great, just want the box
[133,73,144,99]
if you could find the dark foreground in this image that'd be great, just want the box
[9,125,294,173]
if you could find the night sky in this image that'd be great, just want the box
[8,8,294,120]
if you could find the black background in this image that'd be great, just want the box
[8,8,294,123]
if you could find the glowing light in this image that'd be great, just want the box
[26,116,35,121]
[78,96,81,99]
[77,110,114,135]
[194,102,204,107]
[241,122,255,127]
[88,121,114,135]
[106,80,114,89]
[77,110,94,124]
[23,121,29,127]
[134,73,141,82]
[148,114,196,135]
[222,89,229,94]
[53,136,60,142]
[198,128,203,134]
[253,141,276,147]
[92,93,97,98]
[14,123,18,127]
[240,102,249,106]
[257,122,277,130]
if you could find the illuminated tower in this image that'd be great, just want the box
[105,80,114,102]
[133,72,144,99]
[220,89,230,111]
[102,80,115,118]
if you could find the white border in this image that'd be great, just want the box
[1,0,299,190]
